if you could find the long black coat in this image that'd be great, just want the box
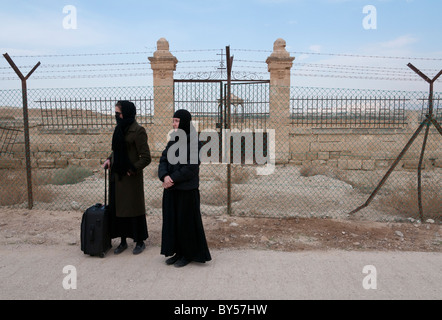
[109,121,151,217]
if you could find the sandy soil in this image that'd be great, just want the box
[0,207,441,253]
[1,161,441,252]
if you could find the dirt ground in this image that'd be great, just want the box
[0,208,441,253]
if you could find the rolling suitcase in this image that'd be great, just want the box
[80,168,111,258]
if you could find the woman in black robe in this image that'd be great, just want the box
[103,100,151,255]
[158,109,211,267]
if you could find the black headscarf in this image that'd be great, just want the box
[170,109,200,164]
[112,100,136,179]
[173,109,192,135]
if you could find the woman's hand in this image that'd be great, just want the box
[163,175,174,189]
[103,159,111,169]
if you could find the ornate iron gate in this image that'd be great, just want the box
[173,46,270,214]
[174,47,270,130]
[173,79,270,164]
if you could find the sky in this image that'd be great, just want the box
[1,0,442,92]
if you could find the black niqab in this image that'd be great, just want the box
[112,101,136,179]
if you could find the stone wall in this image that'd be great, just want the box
[0,123,155,169]
[288,124,442,171]
[1,111,441,171]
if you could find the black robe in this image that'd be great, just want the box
[109,171,148,242]
[158,138,211,263]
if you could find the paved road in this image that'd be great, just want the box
[0,244,441,300]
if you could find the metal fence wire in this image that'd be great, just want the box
[0,85,441,223]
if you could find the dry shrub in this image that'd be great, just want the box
[0,170,54,206]
[300,164,348,182]
[201,182,242,206]
[33,186,53,203]
[299,164,378,194]
[231,165,256,184]
[0,172,26,206]
[51,166,93,185]
[380,181,442,220]
[231,165,249,184]
[34,170,53,185]
[211,165,255,184]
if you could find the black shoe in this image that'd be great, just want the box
[165,254,181,265]
[133,242,145,255]
[174,257,191,268]
[114,243,128,255]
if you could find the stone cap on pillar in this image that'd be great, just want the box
[266,38,295,64]
[266,38,295,84]
[148,38,178,69]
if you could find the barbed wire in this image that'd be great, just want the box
[0,62,150,70]
[295,66,421,77]
[234,48,442,61]
[179,60,219,63]
[294,63,439,73]
[290,52,442,61]
[292,73,421,82]
[9,48,221,58]
[0,73,151,80]
[6,47,441,61]
[225,69,423,82]
[0,69,431,82]
[234,59,267,64]
[0,67,150,75]
[0,66,417,80]
[171,49,222,53]
[1,47,441,82]
[10,51,154,58]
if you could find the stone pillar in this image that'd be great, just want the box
[148,38,178,156]
[266,38,295,164]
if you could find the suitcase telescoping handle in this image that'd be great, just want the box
[104,167,108,207]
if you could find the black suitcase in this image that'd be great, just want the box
[80,169,111,258]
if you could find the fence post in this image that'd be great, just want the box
[3,53,40,210]
[266,38,295,164]
[148,38,178,156]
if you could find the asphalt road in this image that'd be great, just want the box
[0,244,441,300]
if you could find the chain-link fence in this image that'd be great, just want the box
[0,84,441,223]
